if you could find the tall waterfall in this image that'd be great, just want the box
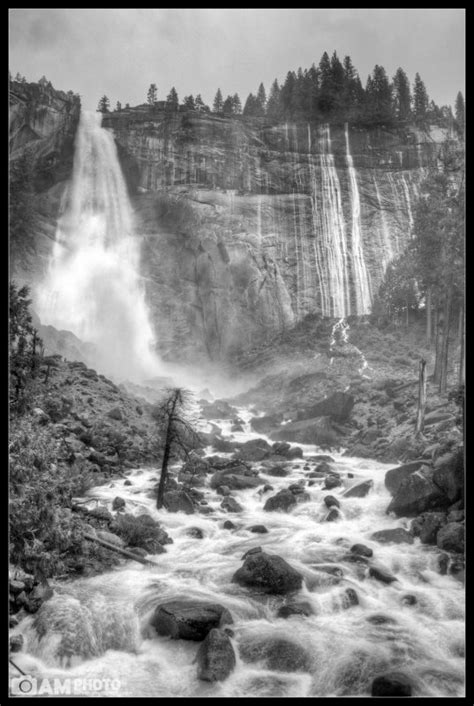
[35,111,161,381]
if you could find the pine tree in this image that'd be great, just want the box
[97,95,110,113]
[222,95,234,114]
[232,93,242,114]
[393,67,411,122]
[183,95,195,109]
[213,88,223,113]
[166,87,179,111]
[266,78,283,121]
[115,101,122,112]
[194,94,206,111]
[147,83,158,105]
[365,65,393,124]
[413,73,429,125]
[125,103,130,109]
[243,93,258,117]
[455,91,465,135]
[256,82,267,113]
[280,71,296,118]
[318,51,333,115]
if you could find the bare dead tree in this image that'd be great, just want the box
[153,388,201,509]
[415,357,427,436]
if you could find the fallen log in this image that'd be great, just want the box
[82,533,160,567]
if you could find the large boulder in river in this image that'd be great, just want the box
[436,522,464,554]
[343,479,373,498]
[239,636,312,672]
[233,438,273,462]
[432,448,464,503]
[410,512,447,544]
[386,470,450,517]
[371,672,413,696]
[270,416,338,448]
[196,628,236,681]
[151,601,233,640]
[162,490,195,515]
[232,551,303,594]
[297,392,355,422]
[210,470,262,490]
[370,528,414,545]
[384,460,425,496]
[264,489,297,512]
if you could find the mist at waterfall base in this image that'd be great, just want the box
[34,111,187,389]
[10,413,464,697]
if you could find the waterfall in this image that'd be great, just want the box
[400,173,414,234]
[35,111,162,381]
[373,175,394,270]
[344,124,372,314]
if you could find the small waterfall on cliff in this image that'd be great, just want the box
[344,124,372,314]
[35,111,162,381]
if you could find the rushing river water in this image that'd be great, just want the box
[10,409,465,697]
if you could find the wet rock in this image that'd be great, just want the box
[368,564,398,584]
[263,489,297,513]
[384,460,425,495]
[234,438,273,462]
[88,506,113,522]
[297,392,355,422]
[324,475,342,490]
[432,448,464,504]
[151,601,233,641]
[350,543,373,558]
[107,407,123,421]
[239,637,312,672]
[9,579,26,595]
[436,522,464,554]
[9,615,19,628]
[371,672,412,696]
[310,454,336,463]
[270,416,338,448]
[343,479,373,498]
[323,495,340,510]
[248,525,268,534]
[231,423,244,432]
[325,508,341,522]
[232,551,303,594]
[315,461,333,474]
[223,520,235,530]
[370,528,414,545]
[261,484,274,493]
[271,441,291,455]
[186,527,204,539]
[10,634,24,652]
[112,496,126,511]
[198,506,214,515]
[401,594,417,606]
[277,601,314,618]
[196,628,236,681]
[162,490,195,515]
[216,485,231,496]
[24,581,54,613]
[180,456,211,476]
[366,614,396,625]
[386,471,450,517]
[285,446,304,460]
[124,479,132,486]
[341,587,359,608]
[308,471,325,478]
[221,497,243,513]
[447,509,464,523]
[242,547,262,560]
[437,552,450,575]
[210,470,262,490]
[265,465,290,477]
[410,512,447,544]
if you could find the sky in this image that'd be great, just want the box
[9,9,465,112]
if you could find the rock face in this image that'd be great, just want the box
[196,628,236,681]
[100,109,448,362]
[151,601,233,640]
[386,470,450,517]
[232,551,303,594]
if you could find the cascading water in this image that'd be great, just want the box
[35,110,162,382]
[9,407,464,697]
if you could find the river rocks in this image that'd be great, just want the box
[410,512,447,544]
[270,416,338,448]
[250,413,284,434]
[239,637,312,672]
[10,634,24,652]
[432,448,464,503]
[162,490,195,514]
[196,628,236,681]
[265,465,290,477]
[436,522,464,554]
[370,528,414,545]
[341,587,359,608]
[368,564,398,584]
[221,497,244,513]
[264,489,297,512]
[271,441,291,455]
[200,400,238,420]
[324,495,340,509]
[297,392,355,422]
[277,601,314,618]
[186,527,204,539]
[24,581,54,613]
[234,438,273,462]
[248,525,268,533]
[112,496,126,511]
[151,601,233,641]
[223,520,236,530]
[386,470,450,517]
[285,446,304,459]
[212,471,262,490]
[371,672,413,696]
[324,475,342,490]
[343,479,373,498]
[232,551,303,594]
[384,460,425,496]
[351,543,373,558]
[325,508,341,522]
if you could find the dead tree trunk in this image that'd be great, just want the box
[83,533,160,566]
[416,358,427,436]
[156,390,181,509]
[426,287,432,344]
[458,305,464,385]
[439,284,453,394]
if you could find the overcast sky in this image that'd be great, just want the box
[9,9,465,111]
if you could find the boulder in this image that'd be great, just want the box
[265,465,290,477]
[248,525,268,534]
[112,496,126,511]
[343,479,373,498]
[211,437,236,453]
[370,528,414,545]
[107,407,123,421]
[234,438,272,462]
[368,564,398,584]
[151,601,233,640]
[386,471,450,517]
[324,495,340,509]
[96,530,125,547]
[196,628,236,681]
[223,520,235,530]
[220,497,243,513]
[10,634,24,652]
[201,400,238,420]
[277,601,314,618]
[232,551,303,594]
[297,392,355,422]
[285,446,304,459]
[270,416,338,447]
[324,475,342,490]
[325,508,340,522]
[210,471,262,490]
[186,527,204,539]
[341,587,359,608]
[162,491,195,515]
[241,547,262,560]
[432,449,464,503]
[264,489,297,513]
[272,441,291,455]
[216,485,231,496]
[371,672,413,696]
[250,413,284,434]
[410,512,447,544]
[436,522,464,554]
[239,637,312,672]
[24,581,54,613]
[350,544,373,558]
[384,460,425,496]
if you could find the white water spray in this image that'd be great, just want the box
[35,111,162,382]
